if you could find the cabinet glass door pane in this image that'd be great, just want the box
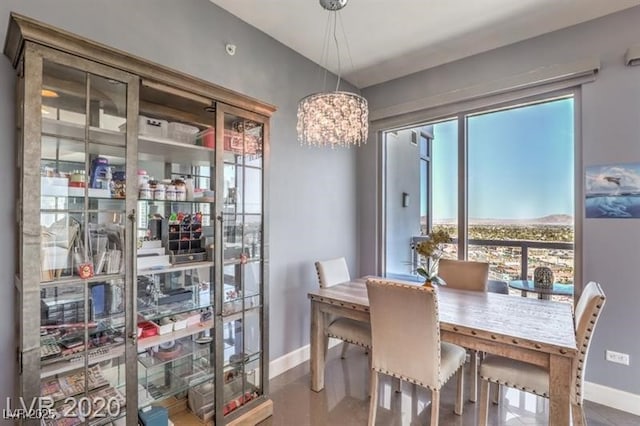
[136,84,217,422]
[221,308,262,415]
[220,111,264,417]
[39,59,129,424]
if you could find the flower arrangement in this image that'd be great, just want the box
[415,229,452,285]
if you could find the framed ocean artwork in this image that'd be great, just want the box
[585,163,640,218]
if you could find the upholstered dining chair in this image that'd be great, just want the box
[437,258,490,402]
[366,278,466,426]
[315,258,371,359]
[478,281,606,426]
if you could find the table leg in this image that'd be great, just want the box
[310,300,326,392]
[521,290,528,297]
[549,354,572,425]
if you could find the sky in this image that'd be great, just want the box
[429,97,574,221]
[585,163,640,196]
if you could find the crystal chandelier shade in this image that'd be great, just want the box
[297,91,368,147]
[296,0,369,148]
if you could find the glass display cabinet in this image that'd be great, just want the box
[6,12,274,426]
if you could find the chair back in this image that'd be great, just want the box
[572,281,606,405]
[315,257,350,288]
[438,259,489,291]
[366,278,441,388]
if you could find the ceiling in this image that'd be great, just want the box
[210,0,640,88]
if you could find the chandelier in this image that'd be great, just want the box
[296,0,369,148]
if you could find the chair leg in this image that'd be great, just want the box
[469,351,478,403]
[367,352,373,397]
[323,335,329,360]
[341,342,349,359]
[478,379,490,426]
[368,371,379,426]
[455,364,464,415]
[491,382,500,405]
[430,389,440,426]
[572,402,587,426]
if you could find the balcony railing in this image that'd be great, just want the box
[410,236,574,282]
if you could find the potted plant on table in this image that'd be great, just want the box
[415,229,452,287]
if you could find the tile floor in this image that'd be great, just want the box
[260,345,640,425]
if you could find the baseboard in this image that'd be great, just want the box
[584,381,640,416]
[269,339,341,380]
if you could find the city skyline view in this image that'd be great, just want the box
[428,97,575,222]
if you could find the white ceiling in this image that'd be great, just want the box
[210,0,640,88]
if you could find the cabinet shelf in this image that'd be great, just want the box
[137,301,212,324]
[138,369,214,409]
[138,134,214,166]
[42,118,126,147]
[138,319,214,350]
[40,273,124,288]
[221,305,261,322]
[40,344,125,379]
[137,199,214,206]
[138,261,214,276]
[223,351,261,372]
[139,339,210,370]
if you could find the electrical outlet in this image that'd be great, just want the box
[605,350,630,365]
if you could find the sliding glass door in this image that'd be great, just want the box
[467,98,575,287]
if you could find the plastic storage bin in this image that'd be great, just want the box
[195,127,215,148]
[138,406,169,426]
[188,381,215,421]
[167,122,199,144]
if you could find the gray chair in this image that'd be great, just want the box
[478,281,606,426]
[315,258,371,359]
[437,258,490,402]
[366,278,466,426]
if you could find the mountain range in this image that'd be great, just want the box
[433,214,573,225]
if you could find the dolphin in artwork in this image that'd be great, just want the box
[603,176,621,186]
[598,196,631,217]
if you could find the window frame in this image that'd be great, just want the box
[377,87,583,296]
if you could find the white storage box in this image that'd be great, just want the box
[185,312,202,327]
[120,115,168,138]
[155,319,174,335]
[171,315,188,331]
[167,122,199,144]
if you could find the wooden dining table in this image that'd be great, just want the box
[308,277,578,425]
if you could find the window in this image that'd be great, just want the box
[384,94,576,296]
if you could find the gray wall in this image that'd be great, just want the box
[385,130,420,276]
[361,6,640,394]
[0,0,359,399]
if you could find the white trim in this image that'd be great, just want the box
[370,57,599,124]
[269,339,341,380]
[584,381,640,416]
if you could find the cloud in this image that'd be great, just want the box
[586,164,640,194]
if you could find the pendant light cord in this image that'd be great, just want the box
[338,11,358,89]
[333,11,342,91]
[320,11,332,93]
